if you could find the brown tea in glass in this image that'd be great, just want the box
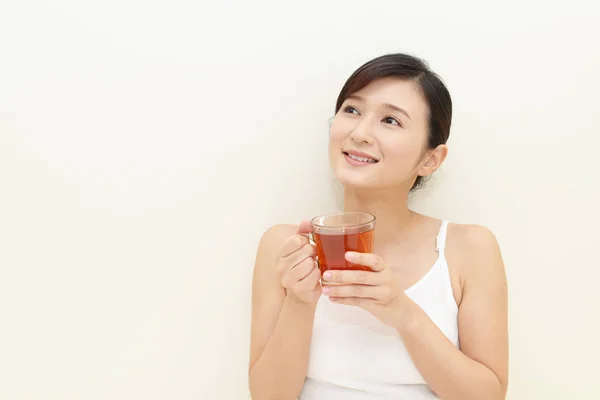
[310,212,376,274]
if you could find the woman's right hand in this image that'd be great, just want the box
[275,221,322,305]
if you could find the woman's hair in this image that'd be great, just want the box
[335,53,452,191]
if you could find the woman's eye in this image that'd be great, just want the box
[344,106,360,115]
[383,116,401,126]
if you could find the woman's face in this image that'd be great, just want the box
[329,77,436,191]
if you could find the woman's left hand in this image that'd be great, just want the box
[321,251,410,329]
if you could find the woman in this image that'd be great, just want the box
[248,53,508,399]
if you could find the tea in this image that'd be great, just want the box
[314,229,374,274]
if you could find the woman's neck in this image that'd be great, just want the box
[343,187,418,247]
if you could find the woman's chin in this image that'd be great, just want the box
[331,159,388,190]
[335,172,378,190]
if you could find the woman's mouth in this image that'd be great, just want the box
[343,151,379,165]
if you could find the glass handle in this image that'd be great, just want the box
[307,231,315,245]
[306,232,322,285]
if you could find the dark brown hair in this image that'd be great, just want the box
[335,53,452,191]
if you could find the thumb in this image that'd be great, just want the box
[296,220,313,235]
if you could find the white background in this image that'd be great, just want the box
[1,1,599,399]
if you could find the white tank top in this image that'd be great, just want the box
[300,221,459,399]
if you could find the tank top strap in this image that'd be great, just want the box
[436,220,449,254]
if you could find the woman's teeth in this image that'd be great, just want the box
[347,153,377,163]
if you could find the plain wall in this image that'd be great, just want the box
[1,1,599,399]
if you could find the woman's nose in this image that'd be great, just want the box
[349,118,374,145]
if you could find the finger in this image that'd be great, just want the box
[293,266,321,302]
[278,234,310,259]
[322,269,383,286]
[283,243,316,269]
[278,220,313,259]
[345,252,385,272]
[289,257,317,282]
[323,284,390,300]
[295,221,315,253]
[296,220,313,235]
[281,257,314,288]
[296,266,321,291]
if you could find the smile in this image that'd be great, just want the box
[343,151,379,165]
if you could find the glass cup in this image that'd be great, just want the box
[310,212,376,277]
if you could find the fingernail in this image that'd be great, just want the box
[323,271,332,280]
[345,252,357,261]
[322,286,330,294]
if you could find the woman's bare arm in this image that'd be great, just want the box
[397,225,509,399]
[248,224,319,400]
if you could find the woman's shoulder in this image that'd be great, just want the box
[419,214,500,252]
[447,222,501,256]
[446,222,505,288]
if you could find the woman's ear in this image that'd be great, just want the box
[417,144,448,177]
